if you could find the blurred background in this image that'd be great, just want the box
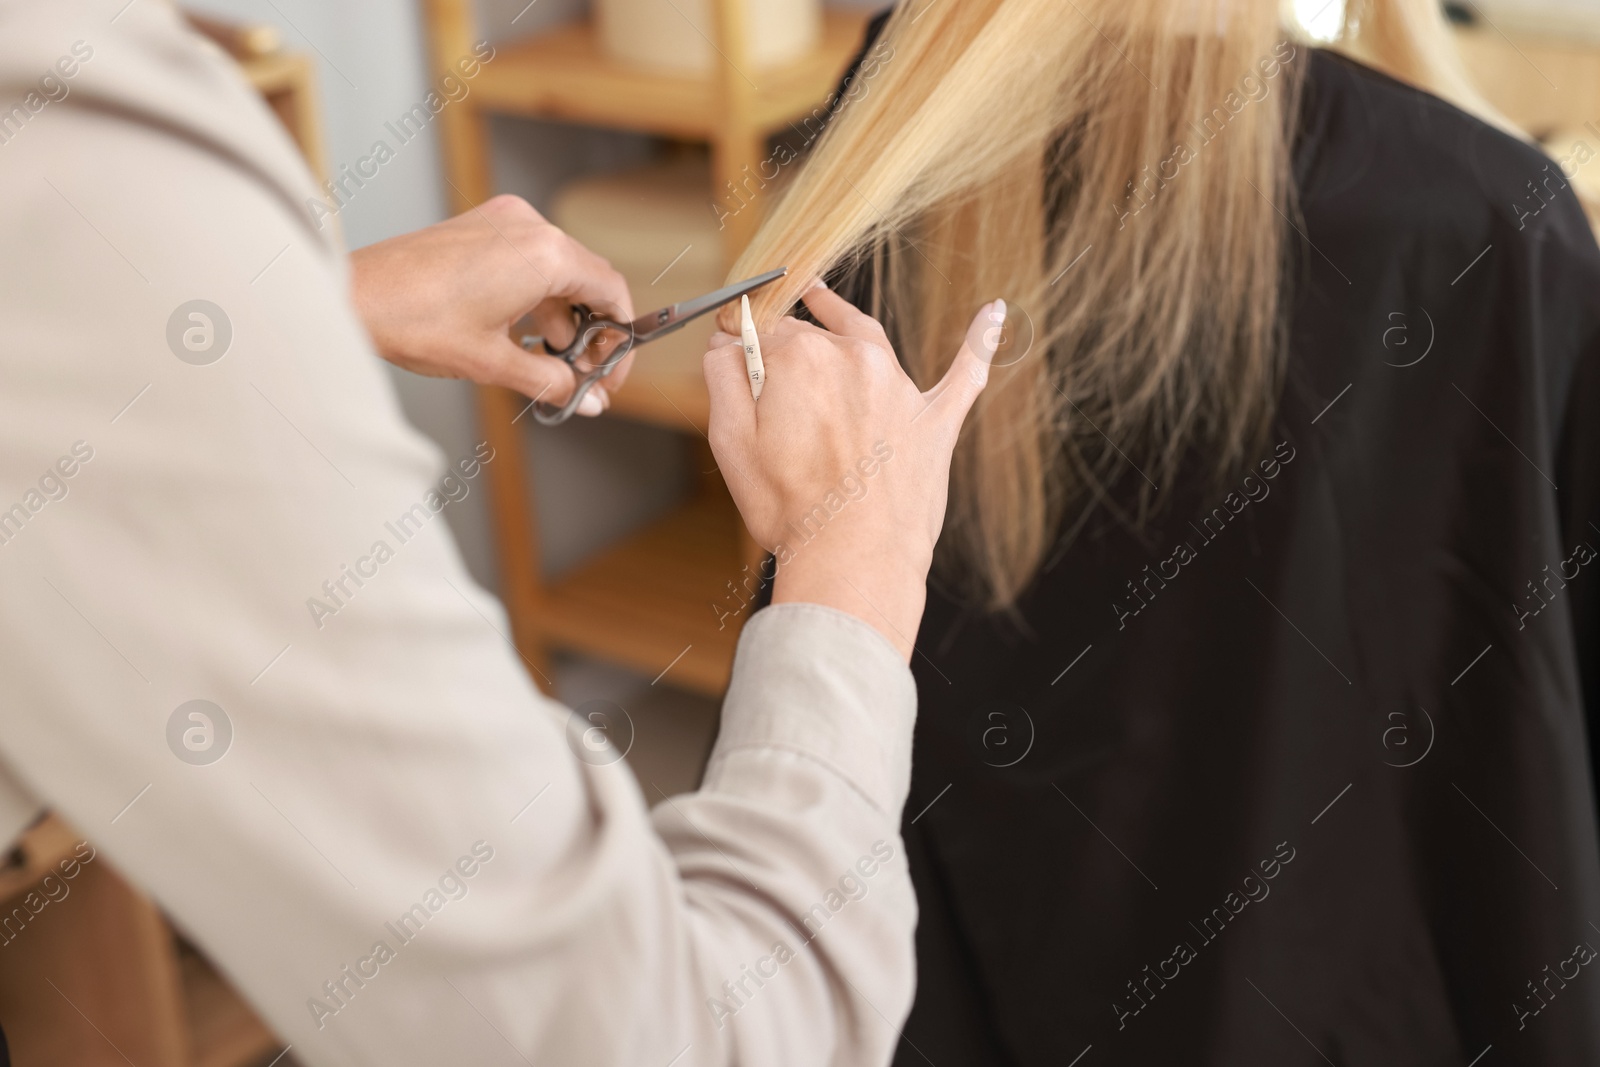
[2,0,1598,1061]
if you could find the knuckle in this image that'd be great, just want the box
[487,193,538,220]
[703,342,738,378]
[482,194,520,222]
[524,236,562,277]
[851,340,895,382]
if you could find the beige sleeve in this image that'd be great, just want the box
[0,2,918,1065]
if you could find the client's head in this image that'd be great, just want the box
[731,0,1509,609]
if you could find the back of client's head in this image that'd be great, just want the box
[732,0,1509,610]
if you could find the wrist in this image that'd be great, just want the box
[770,537,929,662]
[346,247,391,356]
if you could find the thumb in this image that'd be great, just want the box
[924,300,1006,429]
[482,335,588,409]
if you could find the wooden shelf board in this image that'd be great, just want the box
[535,491,748,695]
[473,11,867,139]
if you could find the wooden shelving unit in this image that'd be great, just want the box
[540,469,746,695]
[463,14,868,175]
[423,0,866,694]
[0,816,281,1067]
[242,50,329,181]
[186,12,329,183]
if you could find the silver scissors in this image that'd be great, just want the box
[521,266,788,425]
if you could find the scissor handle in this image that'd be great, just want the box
[530,305,620,362]
[518,306,638,425]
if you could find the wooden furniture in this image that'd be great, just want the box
[422,0,866,696]
[241,52,330,182]
[187,12,330,183]
[0,816,281,1067]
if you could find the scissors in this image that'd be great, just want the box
[521,266,788,425]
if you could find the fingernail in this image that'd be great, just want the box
[808,277,828,292]
[577,390,604,416]
[968,300,1007,364]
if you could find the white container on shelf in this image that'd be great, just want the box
[595,0,821,74]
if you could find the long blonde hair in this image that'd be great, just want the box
[728,0,1513,609]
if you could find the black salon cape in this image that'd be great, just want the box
[812,24,1600,1067]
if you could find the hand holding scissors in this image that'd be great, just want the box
[521,267,788,425]
[349,195,785,423]
[350,196,640,410]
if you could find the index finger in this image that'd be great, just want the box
[798,282,887,344]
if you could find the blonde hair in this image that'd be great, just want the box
[728,0,1515,609]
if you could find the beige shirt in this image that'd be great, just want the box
[0,2,918,1063]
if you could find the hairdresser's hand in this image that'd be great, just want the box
[706,284,1005,660]
[350,195,635,416]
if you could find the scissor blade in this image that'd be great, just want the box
[629,266,788,343]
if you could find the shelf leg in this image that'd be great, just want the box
[711,131,766,262]
[707,0,764,263]
[424,0,494,212]
[478,385,558,695]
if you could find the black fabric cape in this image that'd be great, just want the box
[816,19,1600,1067]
